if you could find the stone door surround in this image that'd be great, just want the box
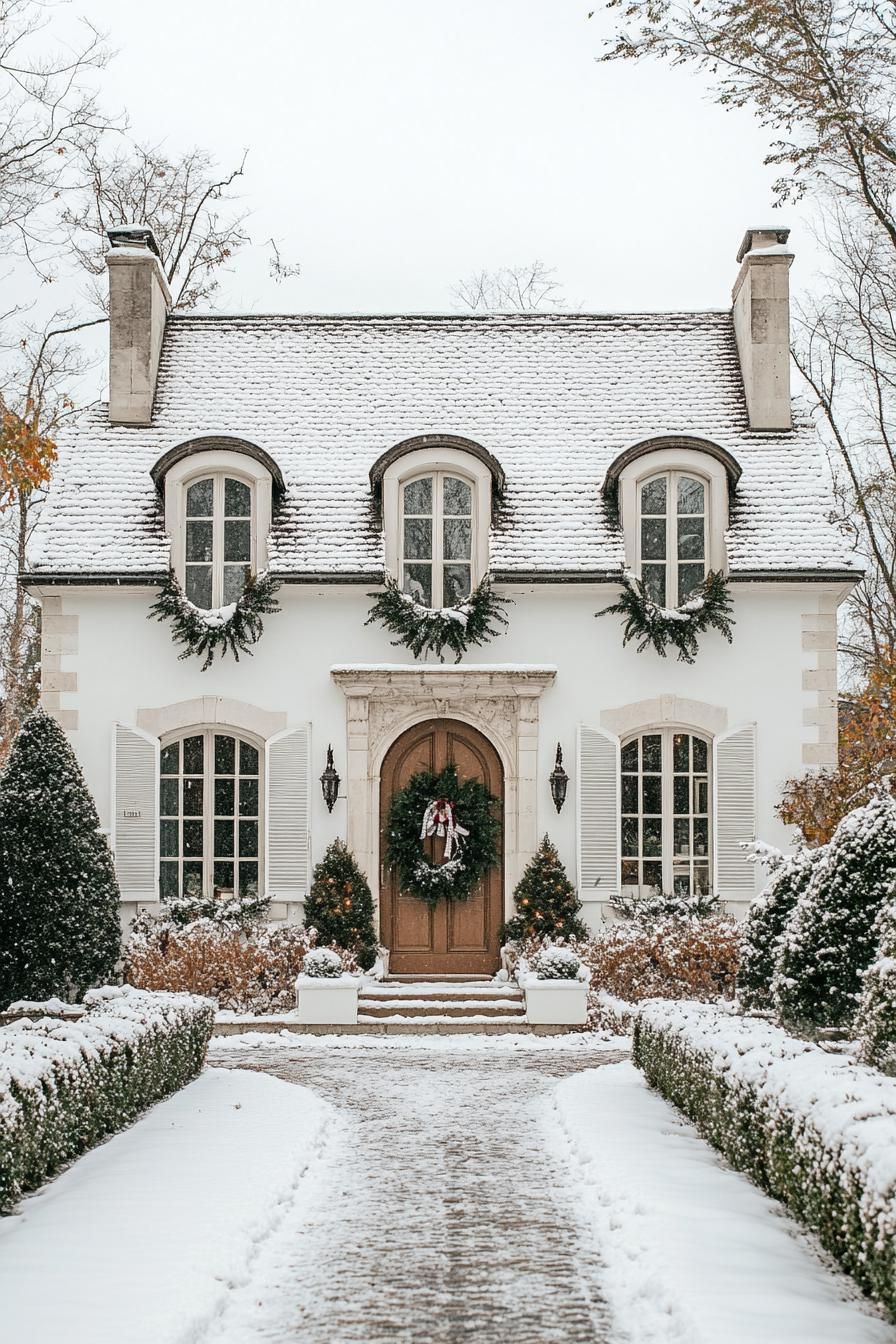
[330,664,557,910]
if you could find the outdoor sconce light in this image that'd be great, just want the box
[549,743,569,813]
[320,745,340,813]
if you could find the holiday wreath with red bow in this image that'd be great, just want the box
[384,764,501,907]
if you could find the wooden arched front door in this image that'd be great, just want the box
[379,719,504,976]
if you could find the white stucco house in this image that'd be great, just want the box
[24,224,858,976]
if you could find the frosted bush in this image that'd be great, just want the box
[534,947,581,980]
[857,900,896,1074]
[0,987,213,1212]
[577,917,740,1006]
[774,794,896,1032]
[634,1000,896,1318]
[301,948,343,979]
[737,847,820,1011]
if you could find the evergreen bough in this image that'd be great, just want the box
[598,569,734,664]
[501,835,587,943]
[304,840,378,970]
[773,794,896,1032]
[0,711,121,1009]
[737,847,820,1011]
[857,900,896,1074]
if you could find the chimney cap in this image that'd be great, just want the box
[106,224,161,258]
[737,226,791,264]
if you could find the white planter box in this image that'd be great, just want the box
[522,977,588,1026]
[295,974,359,1025]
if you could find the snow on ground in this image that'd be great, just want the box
[210,1027,629,1053]
[0,1068,330,1344]
[553,1060,896,1344]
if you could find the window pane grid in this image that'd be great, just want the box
[183,474,254,610]
[639,472,708,608]
[621,730,712,897]
[401,471,474,608]
[159,731,262,904]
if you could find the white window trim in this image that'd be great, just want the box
[620,726,713,897]
[617,447,728,578]
[382,445,491,597]
[159,724,266,902]
[165,449,273,599]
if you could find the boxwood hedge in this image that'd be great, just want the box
[634,1000,896,1317]
[1,986,214,1212]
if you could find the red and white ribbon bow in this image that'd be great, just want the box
[420,797,470,862]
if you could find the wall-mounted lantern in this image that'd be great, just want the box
[320,745,340,813]
[549,743,569,813]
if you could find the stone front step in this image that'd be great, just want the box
[212,1017,570,1036]
[358,999,525,1019]
[362,983,522,1002]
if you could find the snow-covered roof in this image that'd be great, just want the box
[28,311,858,581]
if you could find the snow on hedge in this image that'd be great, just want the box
[0,986,214,1212]
[634,1000,896,1318]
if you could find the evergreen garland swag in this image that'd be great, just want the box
[150,569,281,671]
[598,569,734,664]
[366,574,509,662]
[385,765,501,908]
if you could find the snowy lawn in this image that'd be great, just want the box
[0,1067,330,1344]
[555,1060,896,1344]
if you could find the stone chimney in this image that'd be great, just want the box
[732,226,793,431]
[105,225,172,426]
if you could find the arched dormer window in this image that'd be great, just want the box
[371,437,503,608]
[604,437,738,590]
[153,439,279,611]
[638,471,707,607]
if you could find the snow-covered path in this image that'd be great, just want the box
[208,1041,621,1343]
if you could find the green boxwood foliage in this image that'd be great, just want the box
[501,835,587,944]
[773,794,896,1032]
[857,901,896,1074]
[737,848,820,1011]
[304,840,378,971]
[0,987,214,1213]
[634,1001,896,1319]
[0,711,122,1009]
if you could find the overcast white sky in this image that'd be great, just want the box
[62,0,820,313]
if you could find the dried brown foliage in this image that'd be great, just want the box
[578,917,741,1003]
[123,920,356,1014]
[779,654,896,845]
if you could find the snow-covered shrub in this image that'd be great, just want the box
[123,918,317,1013]
[857,901,896,1074]
[533,947,581,980]
[500,836,587,943]
[774,794,896,1032]
[304,840,378,970]
[634,1000,896,1317]
[0,710,121,1009]
[162,887,269,929]
[737,847,820,1011]
[0,987,213,1212]
[301,948,343,979]
[578,917,740,1005]
[610,888,721,922]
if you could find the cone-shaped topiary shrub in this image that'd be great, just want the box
[500,835,587,943]
[773,793,896,1033]
[0,710,121,1009]
[856,899,896,1073]
[738,847,820,1011]
[304,839,378,971]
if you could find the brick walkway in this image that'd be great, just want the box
[210,1042,625,1343]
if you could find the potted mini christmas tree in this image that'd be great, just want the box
[296,839,377,1023]
[501,836,589,1026]
[0,710,121,1009]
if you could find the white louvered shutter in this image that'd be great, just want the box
[577,724,621,901]
[265,726,311,901]
[713,723,758,901]
[113,724,159,902]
